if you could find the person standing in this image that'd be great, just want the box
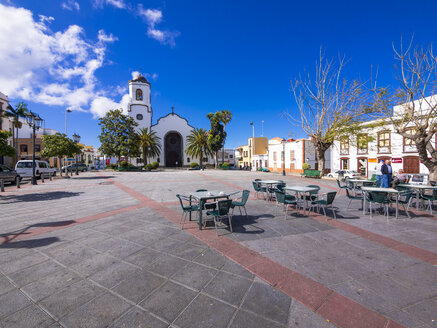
[375,159,383,186]
[386,160,393,187]
[381,160,389,188]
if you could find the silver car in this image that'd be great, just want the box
[0,164,21,184]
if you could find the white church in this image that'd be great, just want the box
[125,74,198,167]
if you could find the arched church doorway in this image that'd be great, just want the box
[165,132,182,167]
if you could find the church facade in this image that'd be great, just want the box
[126,75,198,167]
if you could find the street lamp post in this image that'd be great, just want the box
[25,112,43,185]
[72,133,80,176]
[282,138,286,176]
[65,109,72,136]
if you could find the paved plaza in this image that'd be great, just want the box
[0,170,436,328]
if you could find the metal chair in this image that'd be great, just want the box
[397,190,414,218]
[420,189,437,214]
[252,181,267,199]
[345,188,363,209]
[430,181,436,186]
[367,191,391,219]
[336,179,348,195]
[205,199,233,235]
[231,190,250,216]
[176,194,199,230]
[312,192,337,219]
[274,190,298,219]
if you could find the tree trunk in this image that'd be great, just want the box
[315,147,326,176]
[59,157,63,176]
[143,147,147,165]
[199,150,203,167]
[428,165,437,183]
[215,151,218,169]
[222,148,225,165]
[12,127,16,165]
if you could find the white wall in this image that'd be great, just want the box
[151,113,196,166]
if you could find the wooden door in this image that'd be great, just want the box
[403,156,420,173]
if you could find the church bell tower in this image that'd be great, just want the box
[127,75,152,130]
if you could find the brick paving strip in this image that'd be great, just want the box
[196,172,437,262]
[104,176,406,328]
[2,173,432,327]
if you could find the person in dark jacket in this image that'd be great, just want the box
[381,161,389,188]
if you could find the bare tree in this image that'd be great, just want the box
[284,49,369,173]
[372,40,437,180]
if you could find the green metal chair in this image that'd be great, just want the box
[205,199,233,235]
[336,179,348,195]
[176,194,200,230]
[397,190,414,218]
[252,181,267,199]
[420,189,437,215]
[370,174,377,181]
[274,190,298,219]
[345,188,363,209]
[362,181,375,187]
[312,192,337,219]
[231,190,250,216]
[367,191,391,219]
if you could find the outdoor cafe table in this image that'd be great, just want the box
[189,190,231,229]
[257,180,282,200]
[283,185,319,216]
[397,184,437,210]
[348,179,374,189]
[361,187,400,219]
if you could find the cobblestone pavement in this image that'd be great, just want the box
[0,170,436,328]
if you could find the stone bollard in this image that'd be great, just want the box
[49,172,53,181]
[41,174,45,183]
[0,179,4,192]
[16,176,20,188]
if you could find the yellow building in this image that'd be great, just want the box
[236,137,268,169]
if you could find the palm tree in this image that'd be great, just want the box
[186,128,212,167]
[217,110,232,164]
[5,102,28,164]
[137,128,161,165]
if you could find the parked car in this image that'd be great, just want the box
[327,170,361,181]
[0,165,21,184]
[62,163,88,172]
[15,160,56,178]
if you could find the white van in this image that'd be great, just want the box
[15,160,56,178]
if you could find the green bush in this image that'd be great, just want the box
[302,163,311,170]
[120,160,128,168]
[190,162,199,168]
[108,163,118,169]
[151,161,159,169]
[145,164,153,171]
[220,163,230,169]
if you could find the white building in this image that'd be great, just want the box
[328,97,437,177]
[267,137,330,174]
[0,91,13,166]
[125,75,205,167]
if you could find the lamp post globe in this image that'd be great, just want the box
[72,133,81,175]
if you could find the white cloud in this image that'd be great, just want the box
[61,0,80,11]
[92,0,126,9]
[131,71,141,79]
[138,6,179,47]
[0,3,116,113]
[90,94,130,118]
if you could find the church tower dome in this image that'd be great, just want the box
[127,74,152,130]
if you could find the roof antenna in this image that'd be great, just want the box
[171,106,175,115]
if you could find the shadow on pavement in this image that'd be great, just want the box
[0,191,83,204]
[0,220,76,245]
[0,237,60,249]
[75,176,115,180]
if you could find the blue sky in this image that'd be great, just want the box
[1,0,436,149]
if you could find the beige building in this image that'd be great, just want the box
[236,137,268,169]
